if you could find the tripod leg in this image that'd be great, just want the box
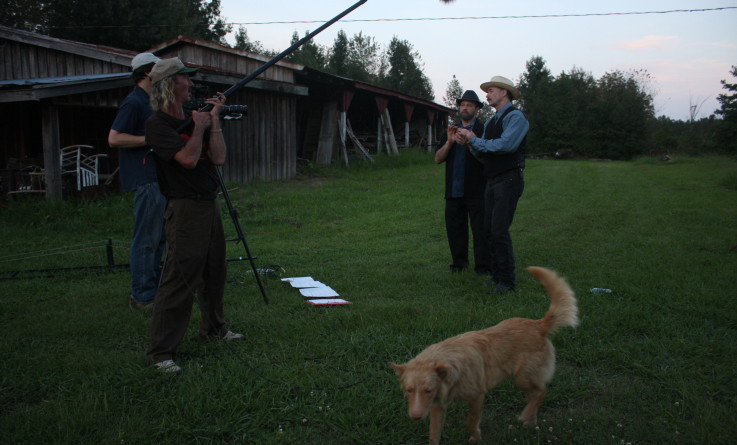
[216,167,269,304]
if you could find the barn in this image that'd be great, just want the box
[0,25,450,199]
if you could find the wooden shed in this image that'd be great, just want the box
[0,26,308,198]
[1,25,449,199]
[294,68,450,165]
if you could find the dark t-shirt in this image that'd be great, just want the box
[145,111,219,199]
[110,86,158,192]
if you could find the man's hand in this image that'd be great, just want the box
[447,125,458,142]
[191,108,212,130]
[456,128,474,145]
[206,92,226,120]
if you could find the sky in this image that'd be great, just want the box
[218,0,737,121]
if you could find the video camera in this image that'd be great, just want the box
[185,84,248,119]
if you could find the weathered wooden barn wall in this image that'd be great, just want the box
[219,88,297,183]
[159,39,295,84]
[0,30,131,80]
[1,26,449,198]
[292,69,451,163]
[1,27,306,196]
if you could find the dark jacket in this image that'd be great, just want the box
[437,119,486,199]
[481,106,527,180]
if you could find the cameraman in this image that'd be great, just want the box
[144,58,243,374]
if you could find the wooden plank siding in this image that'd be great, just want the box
[2,26,449,198]
[220,89,297,183]
[1,40,129,80]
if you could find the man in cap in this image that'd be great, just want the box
[144,58,243,373]
[456,76,529,294]
[108,52,167,310]
[435,90,489,274]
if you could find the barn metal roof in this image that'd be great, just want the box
[0,73,132,103]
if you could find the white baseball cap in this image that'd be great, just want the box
[131,52,160,71]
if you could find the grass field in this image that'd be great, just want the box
[1,152,736,444]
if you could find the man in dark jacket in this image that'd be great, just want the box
[435,90,490,274]
[108,52,166,309]
[457,76,528,294]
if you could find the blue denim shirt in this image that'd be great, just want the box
[469,103,529,154]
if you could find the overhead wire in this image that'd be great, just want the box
[232,6,737,25]
[48,6,737,29]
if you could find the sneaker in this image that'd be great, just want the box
[221,330,244,342]
[129,295,154,310]
[154,359,181,373]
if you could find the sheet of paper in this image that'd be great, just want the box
[306,299,351,306]
[299,286,339,298]
[281,277,323,288]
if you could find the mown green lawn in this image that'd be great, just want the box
[1,153,735,444]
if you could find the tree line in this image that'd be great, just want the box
[4,0,734,158]
[2,0,433,101]
[238,29,434,101]
[447,56,736,159]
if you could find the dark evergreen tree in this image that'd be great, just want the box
[4,0,230,51]
[543,67,597,156]
[442,75,463,109]
[518,56,553,154]
[344,32,382,83]
[327,30,349,75]
[589,69,655,159]
[715,65,737,154]
[286,30,327,69]
[1,0,49,32]
[381,36,433,101]
[233,26,273,56]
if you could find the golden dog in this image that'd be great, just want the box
[388,267,578,445]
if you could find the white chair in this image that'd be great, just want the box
[60,145,108,191]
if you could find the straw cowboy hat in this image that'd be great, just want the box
[480,75,521,100]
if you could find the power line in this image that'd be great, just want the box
[48,6,737,29]
[232,6,737,26]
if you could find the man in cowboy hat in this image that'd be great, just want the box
[435,90,490,274]
[108,52,167,310]
[456,76,529,294]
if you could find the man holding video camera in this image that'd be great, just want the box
[145,58,243,374]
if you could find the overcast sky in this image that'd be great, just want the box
[219,0,737,121]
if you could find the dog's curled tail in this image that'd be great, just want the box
[528,266,579,334]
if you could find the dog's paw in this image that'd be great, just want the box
[468,428,481,442]
[519,415,537,427]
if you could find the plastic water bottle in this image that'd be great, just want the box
[590,288,612,294]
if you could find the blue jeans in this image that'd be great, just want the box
[130,182,167,304]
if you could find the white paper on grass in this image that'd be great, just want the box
[281,277,323,288]
[307,299,351,305]
[299,286,339,298]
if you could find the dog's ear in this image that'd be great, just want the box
[388,362,405,377]
[434,363,451,381]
